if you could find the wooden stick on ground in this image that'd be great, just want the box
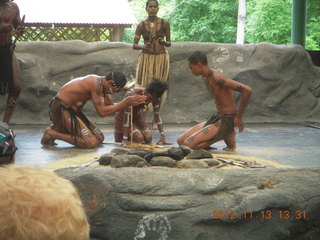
[81,159,99,167]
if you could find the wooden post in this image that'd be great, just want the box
[112,25,120,42]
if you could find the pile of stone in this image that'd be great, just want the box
[99,146,221,168]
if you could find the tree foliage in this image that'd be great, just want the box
[124,0,319,50]
[306,0,320,49]
[163,0,238,43]
[246,0,291,44]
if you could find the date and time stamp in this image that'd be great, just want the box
[211,210,307,220]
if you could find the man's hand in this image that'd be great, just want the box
[16,24,25,36]
[143,42,151,51]
[125,94,147,107]
[234,115,244,132]
[157,38,164,45]
[103,94,113,106]
[7,97,18,109]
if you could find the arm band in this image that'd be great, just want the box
[124,112,130,127]
[156,122,163,125]
[123,136,128,140]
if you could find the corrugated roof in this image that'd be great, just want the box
[14,0,137,25]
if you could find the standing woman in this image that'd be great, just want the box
[132,0,171,130]
[133,0,171,89]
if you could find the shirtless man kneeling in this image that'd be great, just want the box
[41,71,146,148]
[177,51,252,151]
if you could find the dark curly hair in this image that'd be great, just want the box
[145,78,168,98]
[188,51,208,65]
[146,0,159,8]
[106,71,127,89]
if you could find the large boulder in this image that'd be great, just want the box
[56,166,320,240]
[0,41,319,124]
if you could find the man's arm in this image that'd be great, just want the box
[132,22,144,50]
[236,84,252,120]
[91,78,146,117]
[225,78,252,132]
[162,19,171,47]
[12,3,22,28]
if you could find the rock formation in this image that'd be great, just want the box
[1,41,319,124]
[56,165,320,240]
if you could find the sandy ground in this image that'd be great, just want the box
[11,123,320,170]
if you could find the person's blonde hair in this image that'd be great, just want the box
[0,165,89,240]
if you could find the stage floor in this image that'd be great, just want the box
[11,123,320,169]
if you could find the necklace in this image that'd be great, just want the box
[148,18,157,28]
[148,19,157,38]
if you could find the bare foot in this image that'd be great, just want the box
[41,127,57,147]
[152,120,158,130]
[223,146,236,152]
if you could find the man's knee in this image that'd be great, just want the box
[96,133,105,144]
[142,129,152,144]
[177,137,183,145]
[76,137,101,149]
[144,133,152,144]
[178,138,192,148]
[133,133,144,143]
[177,134,192,146]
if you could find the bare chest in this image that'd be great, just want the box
[0,3,16,23]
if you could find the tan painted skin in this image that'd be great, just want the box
[132,0,171,54]
[177,62,252,151]
[41,74,147,148]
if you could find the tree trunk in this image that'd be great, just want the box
[236,0,246,44]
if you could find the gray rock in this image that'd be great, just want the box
[55,167,320,240]
[203,158,220,167]
[167,147,184,160]
[177,159,210,169]
[98,153,114,166]
[111,155,147,168]
[186,149,213,159]
[149,156,177,168]
[110,148,130,155]
[179,145,193,156]
[144,150,169,162]
[127,149,151,158]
